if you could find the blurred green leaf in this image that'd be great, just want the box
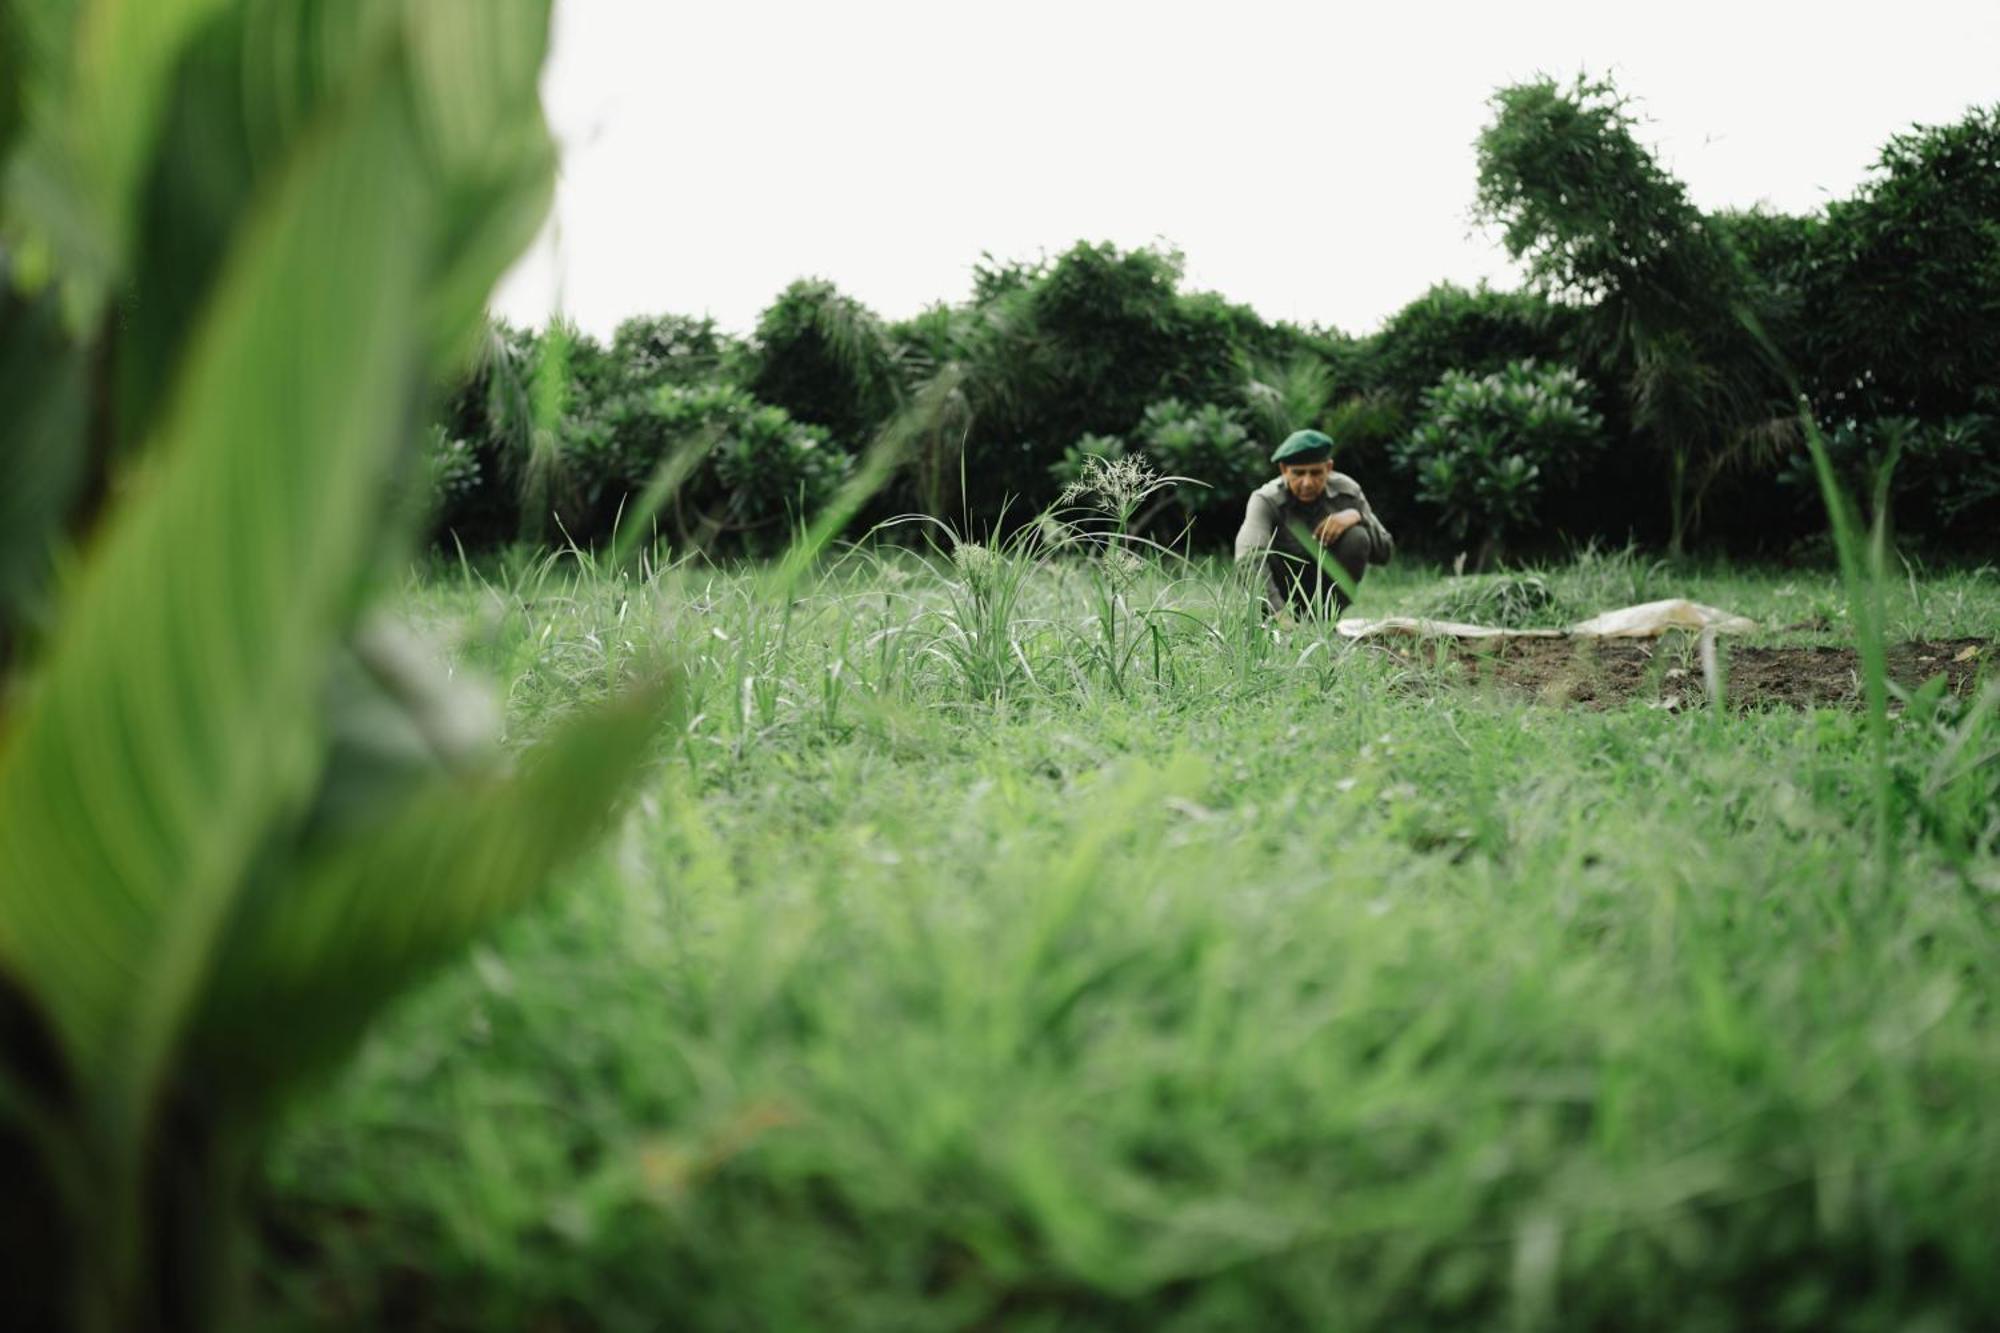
[3,0,232,317]
[118,0,555,451]
[402,0,557,359]
[0,48,428,1142]
[192,671,669,1107]
[0,1,664,1325]
[0,277,87,660]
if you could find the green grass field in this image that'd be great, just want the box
[256,541,1998,1332]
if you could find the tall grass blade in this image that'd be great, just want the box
[1797,407,1898,879]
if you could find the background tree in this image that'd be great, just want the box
[415,89,1999,563]
[1361,283,1581,410]
[747,278,901,450]
[1474,75,1788,553]
[432,322,541,550]
[1802,106,2000,424]
[609,312,743,394]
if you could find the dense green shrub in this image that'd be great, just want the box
[1170,289,1298,404]
[610,313,744,392]
[1393,360,1605,564]
[1362,282,1581,407]
[543,318,625,412]
[425,429,485,523]
[1704,110,2000,554]
[1132,399,1263,524]
[1046,401,1269,538]
[432,322,540,548]
[705,396,851,513]
[1020,242,1192,429]
[1242,352,1341,447]
[953,243,1199,491]
[1322,389,1411,469]
[564,384,852,550]
[1775,406,2000,546]
[948,244,1281,522]
[1048,432,1129,489]
[426,334,853,554]
[1336,285,1590,534]
[747,278,901,448]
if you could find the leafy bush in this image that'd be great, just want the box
[1776,407,2000,546]
[1702,113,2000,554]
[1050,399,1268,538]
[748,278,901,447]
[1394,360,1605,564]
[1133,398,1263,523]
[1321,389,1417,521]
[1048,431,1129,488]
[426,429,484,519]
[909,243,1282,527]
[569,384,852,550]
[1363,282,1580,408]
[951,243,1203,516]
[1324,389,1410,453]
[1243,353,1339,446]
[610,313,744,393]
[1342,285,1589,534]
[432,323,541,546]
[705,396,852,522]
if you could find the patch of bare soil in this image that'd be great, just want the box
[1370,636,1992,710]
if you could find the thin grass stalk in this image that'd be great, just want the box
[1279,519,1362,616]
[1798,407,1899,884]
[605,427,719,572]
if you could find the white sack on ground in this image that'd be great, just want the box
[1338,598,1759,641]
[1333,618,1563,642]
[1565,599,1759,637]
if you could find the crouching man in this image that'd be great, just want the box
[1233,429,1394,618]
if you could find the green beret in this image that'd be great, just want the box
[1272,429,1334,465]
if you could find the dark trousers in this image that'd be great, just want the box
[1266,526,1375,618]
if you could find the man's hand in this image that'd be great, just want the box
[1312,511,1362,546]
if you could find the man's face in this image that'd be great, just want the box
[1281,460,1332,503]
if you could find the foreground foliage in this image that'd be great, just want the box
[0,3,661,1329]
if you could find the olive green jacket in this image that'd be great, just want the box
[1232,474,1395,567]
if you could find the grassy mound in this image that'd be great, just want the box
[1418,572,1575,628]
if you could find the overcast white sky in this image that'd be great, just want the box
[492,0,1999,340]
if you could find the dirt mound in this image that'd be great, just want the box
[1372,636,1991,710]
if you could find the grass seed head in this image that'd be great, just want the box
[952,541,999,595]
[1058,453,1168,518]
